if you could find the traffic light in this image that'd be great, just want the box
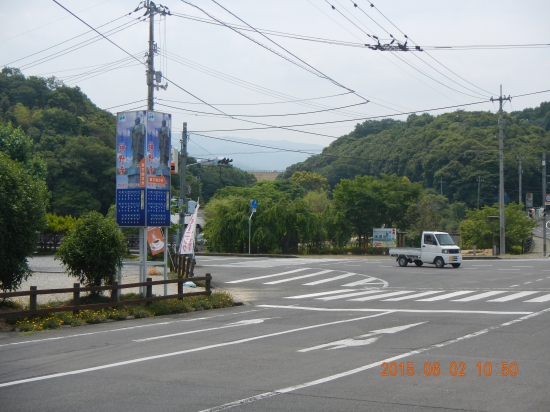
[217,157,233,166]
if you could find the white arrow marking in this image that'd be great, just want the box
[298,322,426,352]
[133,318,272,342]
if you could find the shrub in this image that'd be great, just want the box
[56,211,127,293]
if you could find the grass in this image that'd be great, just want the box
[1,291,234,334]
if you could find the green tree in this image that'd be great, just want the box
[56,211,127,291]
[459,203,536,254]
[0,123,49,291]
[290,171,330,192]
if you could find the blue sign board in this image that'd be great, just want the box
[116,111,171,227]
[251,199,258,209]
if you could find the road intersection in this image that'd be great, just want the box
[1,255,549,411]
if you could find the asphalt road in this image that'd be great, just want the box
[1,255,550,411]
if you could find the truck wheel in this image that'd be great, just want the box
[414,260,423,267]
[435,257,445,268]
[452,263,461,268]
[398,256,408,267]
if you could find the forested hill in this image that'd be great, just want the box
[0,68,256,216]
[282,103,550,209]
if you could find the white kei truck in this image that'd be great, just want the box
[389,231,462,268]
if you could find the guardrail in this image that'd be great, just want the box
[0,274,211,319]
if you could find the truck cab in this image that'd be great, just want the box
[421,232,462,268]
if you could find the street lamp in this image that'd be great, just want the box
[487,216,499,256]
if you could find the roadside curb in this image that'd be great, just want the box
[195,253,299,258]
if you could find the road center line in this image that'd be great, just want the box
[256,305,531,315]
[0,312,392,388]
[198,307,550,412]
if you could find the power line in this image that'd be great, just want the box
[171,11,549,51]
[154,101,368,118]
[191,99,497,134]
[157,92,352,106]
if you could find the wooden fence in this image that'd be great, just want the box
[0,274,212,319]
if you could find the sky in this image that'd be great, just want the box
[1,0,549,161]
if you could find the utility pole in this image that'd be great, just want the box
[144,0,169,110]
[518,156,523,205]
[543,153,547,256]
[438,178,445,195]
[179,122,188,246]
[491,85,512,255]
[477,176,484,209]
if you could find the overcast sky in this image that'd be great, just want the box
[1,0,549,156]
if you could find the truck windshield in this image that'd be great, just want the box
[435,233,455,246]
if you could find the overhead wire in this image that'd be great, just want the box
[359,0,496,97]
[157,92,353,106]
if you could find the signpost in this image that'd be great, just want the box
[115,110,171,296]
[249,199,257,255]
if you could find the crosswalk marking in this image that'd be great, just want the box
[417,291,475,301]
[342,277,378,287]
[382,291,443,301]
[487,291,539,302]
[524,293,550,303]
[225,268,309,284]
[264,270,333,285]
[303,273,356,285]
[451,291,508,302]
[286,290,355,299]
[350,291,415,301]
[318,290,383,301]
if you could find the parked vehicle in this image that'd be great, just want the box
[389,231,462,268]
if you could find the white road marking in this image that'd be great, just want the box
[132,319,273,342]
[524,281,532,284]
[263,270,333,285]
[382,291,443,301]
[487,291,539,302]
[198,308,550,412]
[257,305,531,315]
[509,285,520,287]
[341,277,378,287]
[417,291,475,301]
[298,322,426,352]
[0,312,392,388]
[303,273,356,285]
[349,291,415,301]
[498,269,521,271]
[524,293,550,303]
[451,291,508,302]
[225,268,310,283]
[318,290,383,301]
[513,266,533,268]
[0,316,214,348]
[285,290,355,299]
[472,265,493,267]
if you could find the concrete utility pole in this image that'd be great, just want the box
[179,122,188,246]
[543,153,546,256]
[438,178,445,195]
[491,85,511,255]
[144,0,169,110]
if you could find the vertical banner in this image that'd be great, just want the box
[147,227,165,255]
[116,111,147,226]
[179,203,200,254]
[146,111,171,227]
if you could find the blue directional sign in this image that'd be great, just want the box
[251,199,258,210]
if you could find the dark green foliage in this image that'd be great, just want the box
[282,106,550,208]
[56,211,127,290]
[0,68,117,216]
[0,124,49,291]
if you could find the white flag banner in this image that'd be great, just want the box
[179,203,200,254]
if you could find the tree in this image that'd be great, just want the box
[459,203,536,254]
[56,211,127,291]
[290,171,330,192]
[0,123,49,291]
